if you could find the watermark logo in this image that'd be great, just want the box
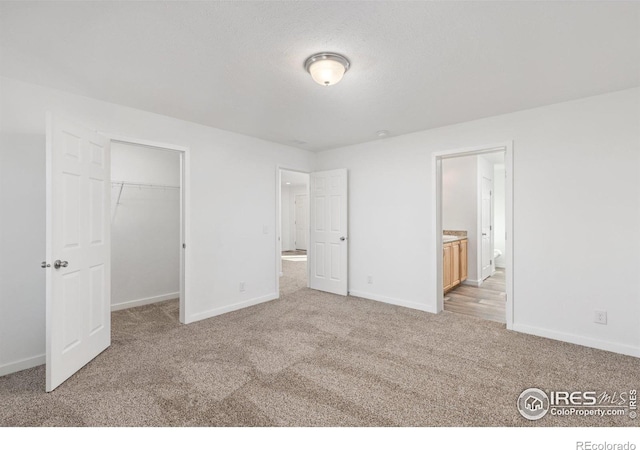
[518,388,637,421]
[517,388,550,420]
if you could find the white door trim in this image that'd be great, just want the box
[432,142,514,329]
[275,166,310,296]
[99,133,190,324]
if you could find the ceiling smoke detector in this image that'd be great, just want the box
[304,52,350,86]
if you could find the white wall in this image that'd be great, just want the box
[0,134,46,375]
[442,156,478,282]
[110,142,180,310]
[111,142,180,186]
[493,164,506,268]
[0,76,314,375]
[316,87,640,357]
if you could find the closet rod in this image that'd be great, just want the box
[110,180,180,190]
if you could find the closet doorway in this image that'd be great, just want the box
[109,138,187,323]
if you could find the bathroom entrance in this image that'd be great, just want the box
[433,143,513,326]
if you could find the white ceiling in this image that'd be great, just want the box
[1,2,638,152]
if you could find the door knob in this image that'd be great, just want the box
[54,260,68,269]
[340,236,347,241]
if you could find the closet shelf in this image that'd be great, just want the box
[111,180,180,190]
[111,180,180,206]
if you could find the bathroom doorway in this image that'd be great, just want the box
[433,143,513,327]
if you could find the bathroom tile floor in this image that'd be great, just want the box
[444,269,506,324]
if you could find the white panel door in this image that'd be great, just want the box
[481,176,492,280]
[309,169,348,295]
[294,194,308,250]
[46,113,111,392]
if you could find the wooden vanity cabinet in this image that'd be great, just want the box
[444,238,468,293]
[451,240,460,288]
[443,243,452,291]
[460,239,468,282]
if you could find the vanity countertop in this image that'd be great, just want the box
[443,235,467,243]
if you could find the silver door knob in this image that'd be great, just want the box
[340,236,347,241]
[54,260,68,269]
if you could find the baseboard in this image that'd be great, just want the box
[349,290,437,314]
[512,323,640,358]
[0,353,45,377]
[185,292,279,324]
[111,292,180,311]
[462,279,482,287]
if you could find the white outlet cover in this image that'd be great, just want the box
[594,310,607,325]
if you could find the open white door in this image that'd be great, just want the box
[308,169,348,295]
[45,113,111,392]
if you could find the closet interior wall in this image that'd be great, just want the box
[110,141,180,310]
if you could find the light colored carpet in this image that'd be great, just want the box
[0,259,638,426]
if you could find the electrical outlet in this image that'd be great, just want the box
[239,282,246,292]
[594,310,607,325]
[367,275,373,284]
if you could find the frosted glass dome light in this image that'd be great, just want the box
[304,53,350,87]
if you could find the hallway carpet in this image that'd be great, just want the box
[1,260,638,426]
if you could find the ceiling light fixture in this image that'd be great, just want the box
[304,52,350,86]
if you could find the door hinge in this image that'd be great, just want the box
[182,243,186,249]
[41,261,50,268]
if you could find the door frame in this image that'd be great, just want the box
[275,166,310,296]
[432,141,514,329]
[101,134,190,324]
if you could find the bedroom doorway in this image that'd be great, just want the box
[277,168,310,296]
